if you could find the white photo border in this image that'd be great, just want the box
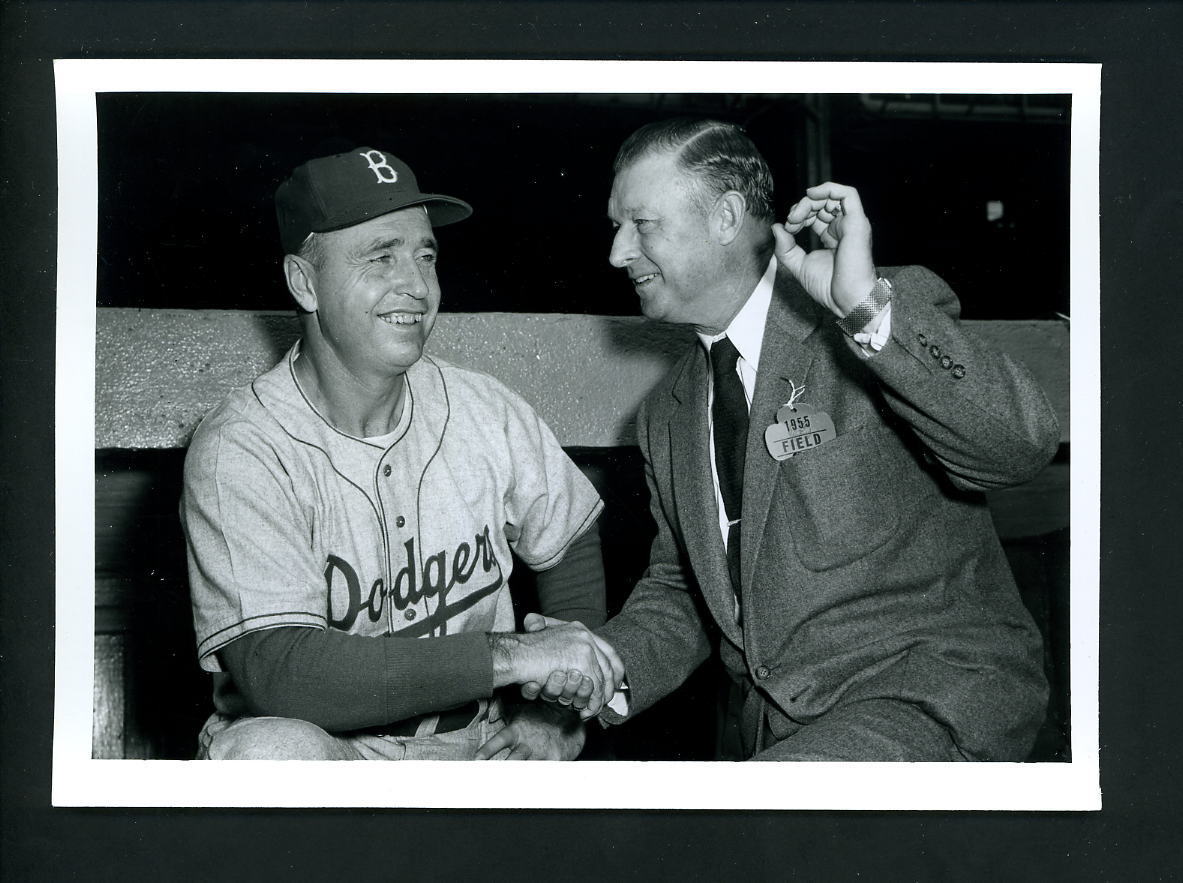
[54,58,1101,810]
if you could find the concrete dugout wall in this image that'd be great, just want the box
[97,309,1070,451]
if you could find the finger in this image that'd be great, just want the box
[475,727,516,760]
[786,196,822,226]
[520,680,543,701]
[539,669,570,702]
[800,197,844,227]
[803,182,865,219]
[571,675,595,711]
[788,194,844,224]
[556,669,585,704]
[804,216,842,247]
[507,745,533,760]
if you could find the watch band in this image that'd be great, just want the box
[836,276,893,336]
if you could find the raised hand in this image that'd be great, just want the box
[771,182,878,319]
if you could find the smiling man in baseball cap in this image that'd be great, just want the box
[180,147,621,761]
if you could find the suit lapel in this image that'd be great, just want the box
[740,272,826,591]
[666,345,744,646]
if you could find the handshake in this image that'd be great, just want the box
[488,613,625,721]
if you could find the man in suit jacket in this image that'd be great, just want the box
[532,117,1060,761]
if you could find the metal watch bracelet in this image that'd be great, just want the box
[836,275,893,336]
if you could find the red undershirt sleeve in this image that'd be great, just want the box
[217,627,493,732]
[532,523,607,628]
[216,523,605,733]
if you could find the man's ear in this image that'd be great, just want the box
[712,190,748,246]
[283,254,318,313]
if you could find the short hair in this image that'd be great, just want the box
[295,231,325,269]
[614,118,775,224]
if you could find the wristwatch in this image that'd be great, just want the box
[837,275,893,336]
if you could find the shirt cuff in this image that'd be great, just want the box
[853,302,892,356]
[606,689,630,716]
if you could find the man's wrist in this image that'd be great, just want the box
[487,632,521,689]
[837,275,893,335]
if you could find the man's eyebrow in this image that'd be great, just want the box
[363,236,403,252]
[363,235,438,252]
[609,203,647,219]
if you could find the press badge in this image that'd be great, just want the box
[764,402,836,461]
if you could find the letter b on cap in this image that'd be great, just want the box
[360,150,398,184]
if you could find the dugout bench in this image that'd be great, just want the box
[93,309,1071,761]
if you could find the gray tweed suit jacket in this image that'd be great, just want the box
[598,265,1060,761]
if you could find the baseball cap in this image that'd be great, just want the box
[275,147,473,254]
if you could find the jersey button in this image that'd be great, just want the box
[396,515,405,528]
[755,665,771,680]
[404,608,417,621]
[383,464,392,477]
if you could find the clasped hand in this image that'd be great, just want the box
[772,182,878,319]
[515,613,625,721]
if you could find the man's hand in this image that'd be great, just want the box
[488,616,624,720]
[518,613,602,717]
[474,702,586,761]
[772,182,878,319]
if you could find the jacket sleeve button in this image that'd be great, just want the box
[940,355,953,369]
[929,344,942,359]
[952,364,966,379]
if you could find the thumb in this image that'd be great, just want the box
[771,223,805,279]
[523,613,565,632]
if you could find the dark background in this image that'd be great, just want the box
[98,91,1070,318]
[3,1,1180,880]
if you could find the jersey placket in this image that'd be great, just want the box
[374,448,423,635]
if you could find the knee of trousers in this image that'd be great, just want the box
[207,716,352,760]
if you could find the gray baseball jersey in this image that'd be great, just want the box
[182,345,603,691]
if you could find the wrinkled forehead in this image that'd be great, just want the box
[328,204,436,249]
[610,153,701,219]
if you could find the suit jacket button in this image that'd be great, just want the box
[952,364,966,379]
[940,355,953,369]
[405,608,417,621]
[755,665,771,679]
[396,515,406,528]
[929,344,942,359]
[383,464,392,477]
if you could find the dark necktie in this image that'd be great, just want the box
[710,336,748,591]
